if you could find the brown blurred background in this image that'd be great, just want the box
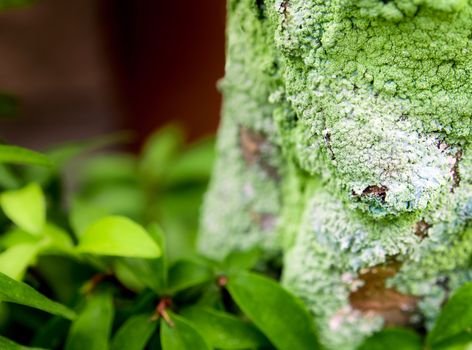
[0,0,225,149]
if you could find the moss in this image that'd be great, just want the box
[200,0,472,348]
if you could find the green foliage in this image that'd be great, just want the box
[110,314,158,350]
[0,271,75,320]
[357,329,422,350]
[227,271,321,350]
[0,119,470,350]
[0,124,321,349]
[64,291,114,350]
[0,183,46,234]
[0,145,52,168]
[428,282,472,347]
[76,216,161,258]
[167,259,215,294]
[0,335,45,350]
[180,306,269,349]
[161,312,210,350]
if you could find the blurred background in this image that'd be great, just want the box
[0,0,225,149]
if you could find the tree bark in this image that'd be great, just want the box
[199,0,472,348]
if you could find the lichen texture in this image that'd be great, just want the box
[199,0,472,348]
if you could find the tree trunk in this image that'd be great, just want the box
[199,0,472,348]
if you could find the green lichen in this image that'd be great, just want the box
[199,0,472,348]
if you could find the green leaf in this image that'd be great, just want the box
[22,133,131,186]
[115,224,167,293]
[80,154,137,186]
[160,312,210,350]
[148,224,168,290]
[76,216,161,258]
[428,282,472,346]
[167,259,214,294]
[223,248,262,272]
[114,257,161,293]
[0,335,46,350]
[69,199,109,238]
[139,124,184,183]
[110,314,158,350]
[0,227,38,248]
[0,145,52,167]
[65,292,114,350]
[357,328,422,350]
[0,224,73,258]
[0,183,46,234]
[46,132,132,170]
[31,316,71,349]
[79,184,145,219]
[113,259,147,291]
[164,138,215,186]
[0,271,75,319]
[181,306,269,349]
[226,271,320,350]
[0,164,20,189]
[0,243,39,279]
[431,333,472,350]
[39,223,74,254]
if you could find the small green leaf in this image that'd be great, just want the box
[0,271,75,319]
[79,184,145,219]
[31,316,71,349]
[181,306,269,349]
[22,133,131,186]
[0,145,52,167]
[428,282,472,346]
[0,224,73,258]
[65,292,114,350]
[114,257,161,293]
[0,335,46,350]
[46,132,132,170]
[431,333,472,350]
[39,224,74,254]
[0,164,20,189]
[139,125,184,184]
[110,314,158,350]
[357,328,422,350]
[223,247,262,272]
[115,224,168,293]
[160,312,210,350]
[164,138,215,186]
[80,154,137,186]
[0,183,46,234]
[0,227,39,248]
[0,243,39,279]
[167,259,214,294]
[69,199,110,238]
[77,216,161,258]
[226,271,320,350]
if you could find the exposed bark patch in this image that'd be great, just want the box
[279,0,289,24]
[349,262,419,327]
[239,126,280,180]
[414,219,431,240]
[359,185,388,203]
[240,127,265,164]
[451,149,463,191]
[250,212,277,231]
[323,130,336,160]
[282,0,288,13]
